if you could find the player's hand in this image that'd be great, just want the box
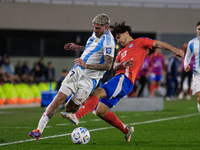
[184,65,190,72]
[64,43,80,51]
[121,59,134,67]
[74,58,87,69]
[174,49,184,58]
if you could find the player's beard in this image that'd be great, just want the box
[95,31,104,38]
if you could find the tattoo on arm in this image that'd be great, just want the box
[79,46,85,51]
[86,55,113,71]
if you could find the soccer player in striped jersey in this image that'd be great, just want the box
[29,13,115,139]
[61,22,184,142]
[184,21,200,112]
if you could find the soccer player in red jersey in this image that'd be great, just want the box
[61,22,184,142]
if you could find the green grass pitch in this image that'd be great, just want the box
[0,96,200,150]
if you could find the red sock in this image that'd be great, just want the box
[102,111,128,134]
[75,95,99,119]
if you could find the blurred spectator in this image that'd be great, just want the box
[20,60,31,83]
[0,66,4,84]
[30,63,44,83]
[2,56,14,76]
[178,43,194,100]
[55,69,68,91]
[22,60,30,75]
[149,47,167,97]
[38,58,46,77]
[45,61,55,82]
[166,54,180,101]
[15,60,23,79]
[1,56,20,83]
[0,55,2,67]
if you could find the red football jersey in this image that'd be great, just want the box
[115,37,155,84]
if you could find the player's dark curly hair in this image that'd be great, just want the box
[197,21,200,27]
[113,22,132,37]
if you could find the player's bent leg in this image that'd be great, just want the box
[65,99,80,113]
[62,87,107,122]
[96,102,134,141]
[46,91,68,118]
[29,92,68,139]
[61,99,80,125]
[61,95,101,125]
[95,102,110,118]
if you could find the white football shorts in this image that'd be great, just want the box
[59,65,98,105]
[192,74,200,95]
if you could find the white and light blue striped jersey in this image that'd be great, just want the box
[80,29,115,79]
[184,37,200,75]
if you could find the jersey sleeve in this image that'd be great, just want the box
[184,40,194,67]
[140,37,156,50]
[103,34,115,58]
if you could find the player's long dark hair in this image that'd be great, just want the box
[113,22,132,37]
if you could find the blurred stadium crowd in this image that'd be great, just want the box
[0,55,56,84]
[0,54,69,105]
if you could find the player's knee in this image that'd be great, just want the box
[96,110,107,118]
[91,87,106,99]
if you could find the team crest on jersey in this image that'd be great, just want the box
[95,38,100,43]
[129,44,134,48]
[106,47,112,54]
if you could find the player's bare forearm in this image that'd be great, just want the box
[113,60,133,71]
[86,55,113,71]
[153,41,184,57]
[113,61,120,71]
[64,43,85,51]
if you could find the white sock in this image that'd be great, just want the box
[197,103,200,112]
[37,112,50,133]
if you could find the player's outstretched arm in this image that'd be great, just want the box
[153,41,184,58]
[64,43,85,51]
[74,55,114,71]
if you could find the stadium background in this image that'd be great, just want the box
[0,0,199,78]
[1,1,200,149]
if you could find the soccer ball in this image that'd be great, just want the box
[71,127,90,144]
